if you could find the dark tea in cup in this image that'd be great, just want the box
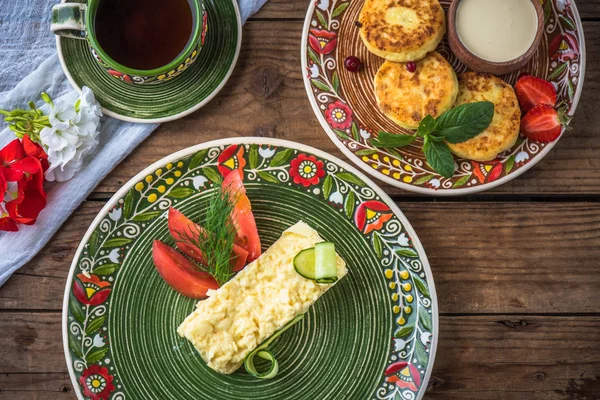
[94,0,194,70]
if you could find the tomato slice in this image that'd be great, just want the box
[152,240,219,298]
[222,170,262,262]
[168,207,248,271]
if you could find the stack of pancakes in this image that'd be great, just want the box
[359,0,520,161]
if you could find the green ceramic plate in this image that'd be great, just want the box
[62,138,438,400]
[56,0,241,123]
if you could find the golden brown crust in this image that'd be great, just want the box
[359,0,446,62]
[374,52,458,129]
[446,72,521,162]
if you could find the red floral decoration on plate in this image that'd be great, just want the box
[385,362,421,392]
[290,154,325,187]
[355,200,393,234]
[217,144,246,178]
[549,33,579,62]
[79,364,115,400]
[0,135,48,231]
[308,29,337,55]
[472,161,503,184]
[325,101,353,130]
[73,273,111,306]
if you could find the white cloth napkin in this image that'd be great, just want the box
[0,0,267,286]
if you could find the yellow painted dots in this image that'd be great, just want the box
[383,156,390,162]
[371,163,378,169]
[166,163,173,169]
[372,154,379,160]
[384,269,393,279]
[174,170,182,177]
[403,283,412,292]
[404,306,412,314]
[393,172,401,180]
[406,295,414,303]
[145,175,153,183]
[166,178,174,185]
[391,293,399,301]
[393,305,400,313]
[404,165,412,172]
[403,176,413,183]
[158,185,166,194]
[362,156,370,162]
[156,168,163,176]
[400,270,409,279]
[135,182,144,191]
[177,161,184,168]
[389,282,396,290]
[148,193,158,203]
[382,169,391,176]
[397,317,406,325]
[393,159,401,167]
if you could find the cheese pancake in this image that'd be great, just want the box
[374,52,458,129]
[446,72,521,162]
[359,0,446,62]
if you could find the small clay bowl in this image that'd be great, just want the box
[447,0,544,75]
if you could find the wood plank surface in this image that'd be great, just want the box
[89,20,600,196]
[2,201,599,314]
[1,313,598,399]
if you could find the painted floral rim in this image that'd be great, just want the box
[301,0,586,195]
[56,0,242,123]
[62,138,438,400]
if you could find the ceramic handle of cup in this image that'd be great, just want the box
[51,3,87,40]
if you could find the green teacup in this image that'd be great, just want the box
[51,0,207,85]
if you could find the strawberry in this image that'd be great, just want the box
[515,75,557,113]
[520,104,569,143]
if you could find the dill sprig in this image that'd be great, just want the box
[179,187,237,285]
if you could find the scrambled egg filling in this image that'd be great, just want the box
[177,221,347,374]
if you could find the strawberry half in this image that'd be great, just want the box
[515,75,557,113]
[520,104,566,143]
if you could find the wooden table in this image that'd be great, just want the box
[1,1,599,399]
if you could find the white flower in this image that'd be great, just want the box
[309,64,319,78]
[420,332,432,346]
[329,191,343,204]
[317,0,329,11]
[515,151,529,164]
[108,207,122,222]
[397,233,409,247]
[41,86,102,182]
[556,0,568,12]
[192,175,208,190]
[428,178,441,189]
[258,146,276,159]
[92,333,105,348]
[108,248,121,263]
[394,338,407,352]
[360,129,371,140]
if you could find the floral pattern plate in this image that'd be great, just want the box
[62,138,438,400]
[56,0,241,123]
[301,0,586,195]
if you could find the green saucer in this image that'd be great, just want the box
[56,0,241,123]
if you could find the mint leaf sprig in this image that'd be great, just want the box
[370,101,495,178]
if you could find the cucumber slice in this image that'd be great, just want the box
[315,242,338,284]
[293,243,338,283]
[293,247,316,279]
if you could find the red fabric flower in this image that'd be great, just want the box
[79,364,115,400]
[354,200,393,234]
[325,101,353,130]
[289,154,325,187]
[0,136,48,231]
[308,29,338,55]
[73,273,111,306]
[217,144,246,178]
[385,362,421,392]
